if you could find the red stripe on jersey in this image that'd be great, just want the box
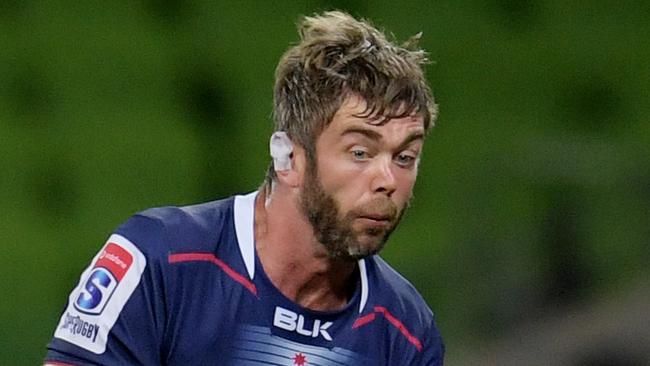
[44,361,80,366]
[351,312,376,329]
[374,306,423,352]
[352,306,423,352]
[168,252,258,296]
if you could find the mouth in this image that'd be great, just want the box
[360,214,390,221]
[356,214,392,225]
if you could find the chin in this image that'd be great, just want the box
[346,236,386,259]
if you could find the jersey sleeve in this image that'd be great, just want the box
[44,214,168,365]
[415,317,445,366]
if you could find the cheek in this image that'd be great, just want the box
[317,165,368,210]
[316,153,360,188]
[395,170,418,199]
[324,170,368,203]
[400,169,418,188]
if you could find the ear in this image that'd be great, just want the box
[276,145,306,188]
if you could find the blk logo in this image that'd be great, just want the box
[73,243,133,315]
[273,306,333,341]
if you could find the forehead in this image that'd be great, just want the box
[327,95,425,134]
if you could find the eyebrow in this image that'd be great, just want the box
[341,127,383,141]
[341,127,425,150]
[397,132,425,151]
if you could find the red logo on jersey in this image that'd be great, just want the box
[96,243,133,280]
[293,353,307,365]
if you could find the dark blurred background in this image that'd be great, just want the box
[1,1,648,365]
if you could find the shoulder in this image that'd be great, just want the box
[45,195,248,362]
[365,255,434,323]
[114,196,236,257]
[362,256,444,362]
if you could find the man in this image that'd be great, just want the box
[45,10,444,365]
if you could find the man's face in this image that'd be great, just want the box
[300,96,425,261]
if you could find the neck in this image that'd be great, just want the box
[254,186,357,311]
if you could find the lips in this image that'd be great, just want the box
[359,214,391,222]
[356,212,394,227]
[351,200,398,225]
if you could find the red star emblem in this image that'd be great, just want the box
[293,352,307,365]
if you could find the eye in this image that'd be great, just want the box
[395,153,417,167]
[351,149,368,160]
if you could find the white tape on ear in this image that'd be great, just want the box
[270,131,293,171]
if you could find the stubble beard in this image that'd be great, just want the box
[299,164,408,262]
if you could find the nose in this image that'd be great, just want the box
[371,157,397,196]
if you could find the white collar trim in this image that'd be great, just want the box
[358,259,369,313]
[233,191,257,280]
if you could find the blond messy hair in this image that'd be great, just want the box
[266,10,436,184]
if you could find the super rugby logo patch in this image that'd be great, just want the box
[74,242,133,315]
[54,234,146,354]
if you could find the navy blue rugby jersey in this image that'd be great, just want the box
[46,192,444,365]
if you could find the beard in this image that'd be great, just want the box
[299,164,408,262]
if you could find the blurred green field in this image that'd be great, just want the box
[1,1,649,365]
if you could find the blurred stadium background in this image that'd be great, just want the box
[1,1,648,365]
